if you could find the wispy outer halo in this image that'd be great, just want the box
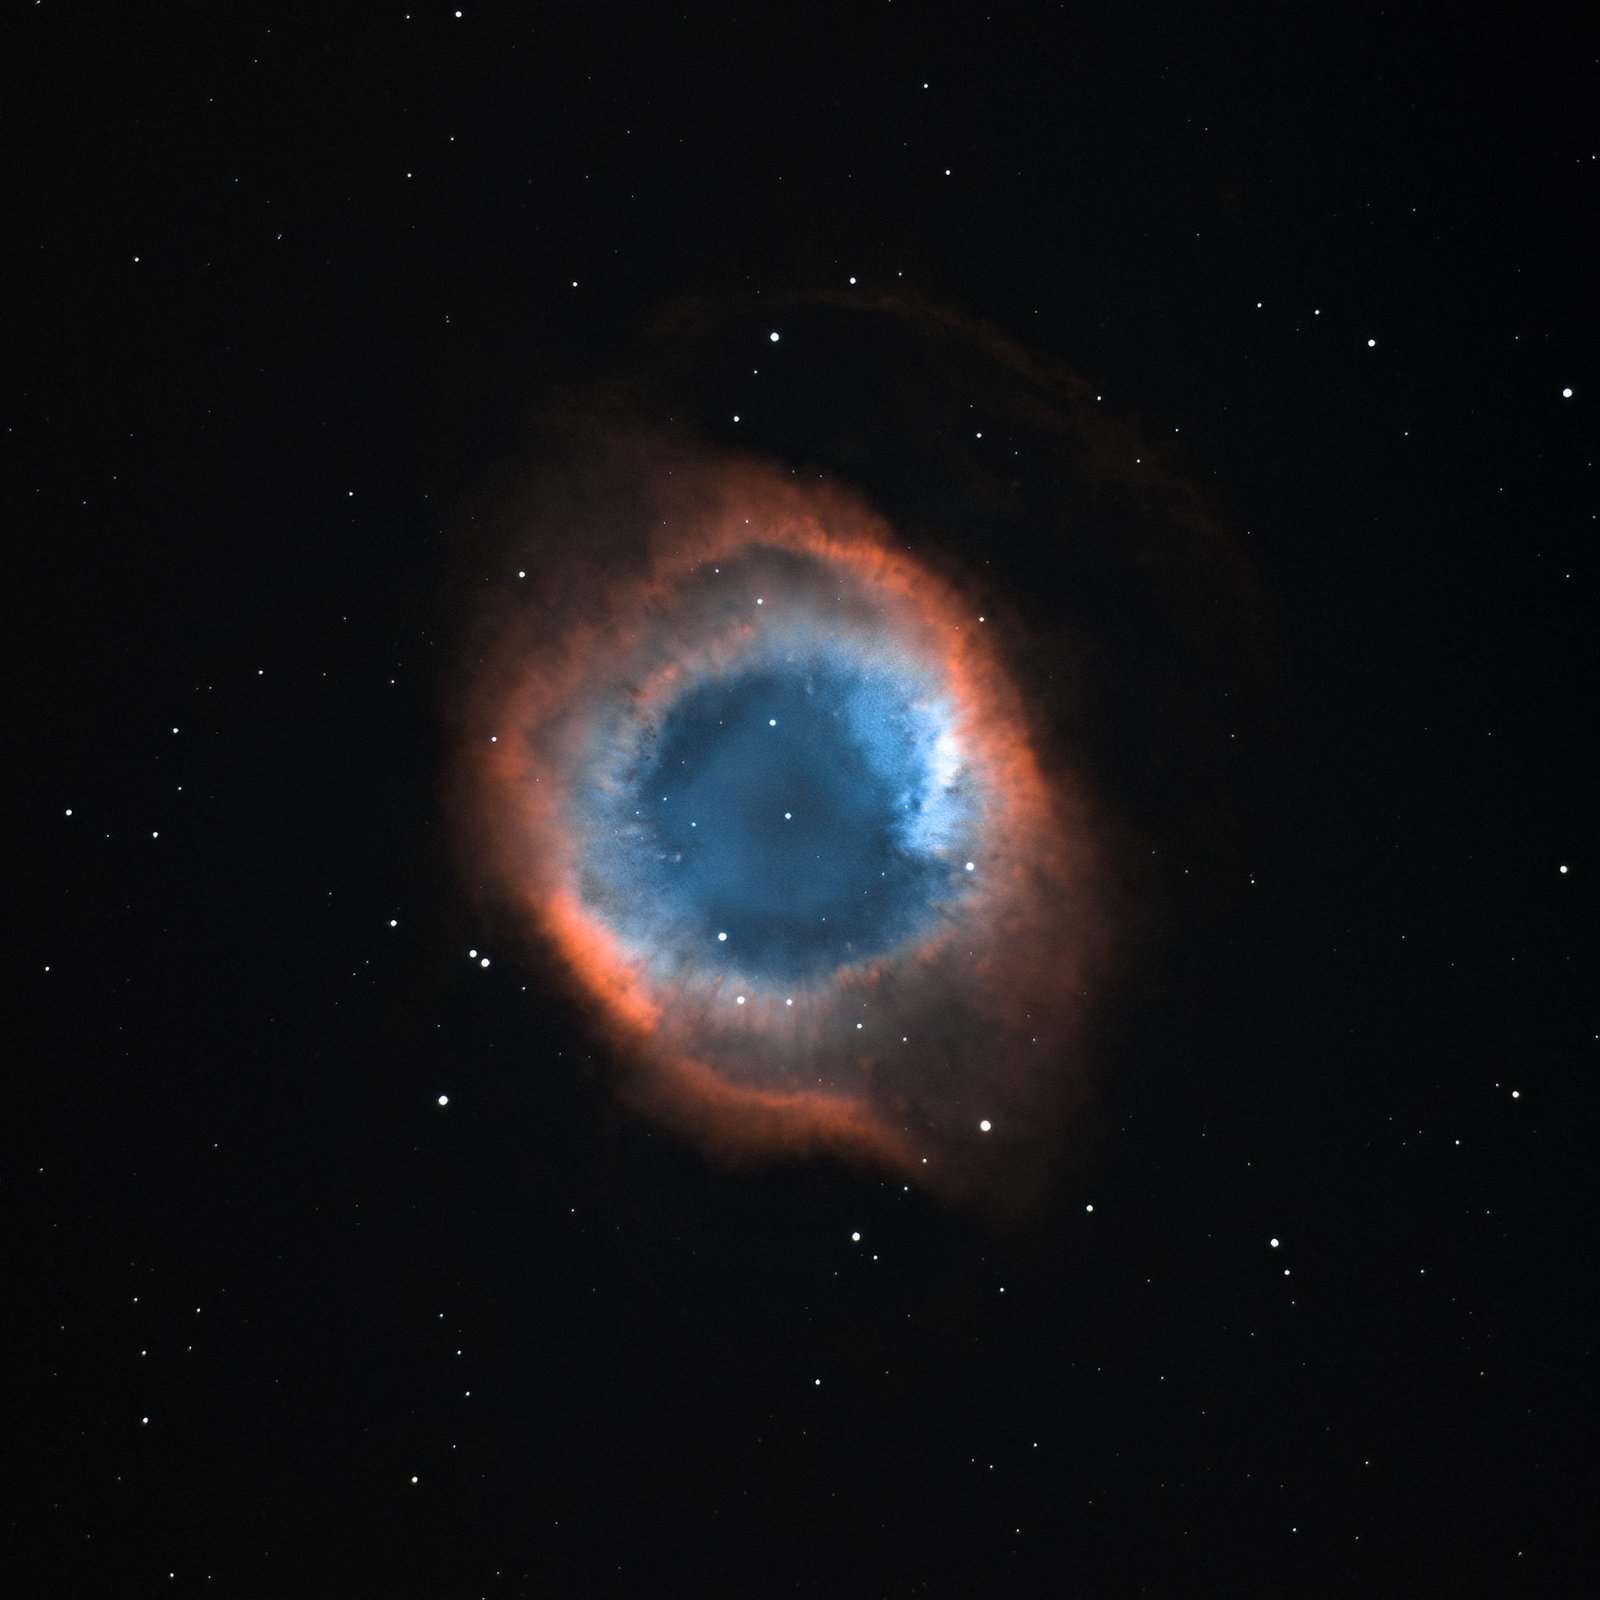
[456,444,1110,1203]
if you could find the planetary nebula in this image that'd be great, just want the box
[456,445,1108,1198]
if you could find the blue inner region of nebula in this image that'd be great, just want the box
[610,659,973,984]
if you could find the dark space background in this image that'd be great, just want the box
[10,6,1593,1596]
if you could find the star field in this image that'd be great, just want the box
[12,6,1592,1596]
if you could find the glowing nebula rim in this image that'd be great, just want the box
[457,448,1109,1195]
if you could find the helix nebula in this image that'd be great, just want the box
[452,303,1267,1204]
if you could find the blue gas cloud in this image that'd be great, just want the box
[579,592,982,990]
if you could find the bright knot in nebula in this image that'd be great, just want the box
[457,446,1107,1200]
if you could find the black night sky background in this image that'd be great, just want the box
[11,6,1594,1597]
